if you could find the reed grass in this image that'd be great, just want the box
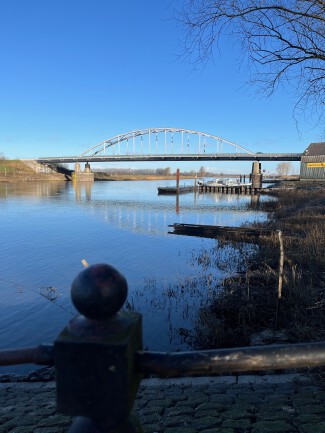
[191,187,325,349]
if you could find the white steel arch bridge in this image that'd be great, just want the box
[36,128,301,163]
[80,128,255,157]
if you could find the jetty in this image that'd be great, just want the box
[198,184,260,194]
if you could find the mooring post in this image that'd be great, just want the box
[54,264,143,433]
[176,168,180,193]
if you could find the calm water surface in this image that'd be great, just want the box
[0,180,270,372]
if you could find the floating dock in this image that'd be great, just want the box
[169,223,273,240]
[158,185,194,194]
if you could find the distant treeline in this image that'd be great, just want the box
[92,167,238,177]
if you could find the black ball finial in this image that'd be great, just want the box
[71,264,128,320]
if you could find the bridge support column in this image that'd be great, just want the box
[251,161,263,189]
[72,162,94,182]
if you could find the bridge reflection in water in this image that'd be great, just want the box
[72,181,262,237]
[0,180,263,236]
[73,181,92,202]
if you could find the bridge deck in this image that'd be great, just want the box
[36,153,302,164]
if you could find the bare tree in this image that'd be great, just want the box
[276,162,293,176]
[198,165,207,175]
[164,167,172,175]
[179,0,325,127]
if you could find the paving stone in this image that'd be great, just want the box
[151,399,176,408]
[163,415,192,427]
[144,423,165,433]
[165,407,194,417]
[0,375,324,433]
[293,413,324,425]
[138,406,165,416]
[176,399,197,407]
[291,396,321,405]
[164,427,197,433]
[186,396,211,406]
[35,415,71,428]
[226,399,257,411]
[200,429,233,433]
[298,422,325,433]
[313,391,325,399]
[7,416,42,427]
[195,410,224,419]
[221,418,252,429]
[221,408,253,420]
[209,396,234,405]
[163,389,189,400]
[10,427,36,433]
[141,413,163,425]
[294,404,325,414]
[211,429,234,433]
[191,416,221,429]
[257,411,294,422]
[0,420,17,432]
[35,428,64,433]
[196,402,225,412]
[251,420,293,432]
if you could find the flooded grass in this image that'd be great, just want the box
[129,186,325,351]
[189,187,325,349]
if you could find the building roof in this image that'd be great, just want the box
[304,142,325,156]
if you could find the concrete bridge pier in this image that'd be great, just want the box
[72,162,94,182]
[251,161,263,189]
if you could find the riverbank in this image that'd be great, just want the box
[190,180,325,350]
[0,160,66,182]
[94,172,195,181]
[0,160,197,182]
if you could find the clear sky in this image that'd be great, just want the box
[0,0,323,173]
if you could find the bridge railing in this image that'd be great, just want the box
[1,264,325,433]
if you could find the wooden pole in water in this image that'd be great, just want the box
[176,168,180,193]
[278,230,284,299]
[275,230,284,329]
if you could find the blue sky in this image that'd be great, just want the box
[0,0,323,173]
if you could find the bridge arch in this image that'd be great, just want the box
[80,128,255,157]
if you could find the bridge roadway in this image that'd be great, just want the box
[36,153,302,164]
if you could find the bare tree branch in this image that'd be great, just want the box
[178,0,325,129]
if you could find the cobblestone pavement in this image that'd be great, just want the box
[0,374,325,433]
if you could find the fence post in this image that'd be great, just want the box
[54,264,143,433]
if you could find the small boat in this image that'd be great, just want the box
[198,178,252,188]
[222,178,252,187]
[197,178,224,187]
[158,185,194,195]
[222,178,238,186]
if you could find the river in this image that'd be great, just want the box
[0,180,270,373]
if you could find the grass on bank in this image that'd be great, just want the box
[191,187,325,350]
[0,160,29,175]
